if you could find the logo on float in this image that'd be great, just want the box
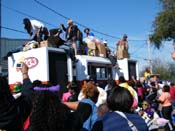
[23,57,39,69]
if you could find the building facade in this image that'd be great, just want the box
[0,37,27,75]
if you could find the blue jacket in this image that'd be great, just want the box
[92,112,148,131]
[80,99,98,131]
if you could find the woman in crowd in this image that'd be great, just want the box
[104,78,117,97]
[118,76,138,109]
[62,82,79,102]
[25,83,70,131]
[157,85,174,131]
[0,63,33,131]
[91,86,148,131]
[63,82,99,131]
[138,100,160,131]
[78,76,107,107]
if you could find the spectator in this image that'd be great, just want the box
[78,76,107,107]
[23,18,49,42]
[145,86,157,101]
[172,41,175,60]
[116,34,129,59]
[118,76,138,109]
[137,100,160,131]
[144,68,151,83]
[136,81,144,103]
[63,82,99,131]
[97,103,109,117]
[62,83,73,102]
[157,85,174,131]
[91,86,148,131]
[0,63,32,131]
[104,78,117,97]
[26,83,70,131]
[144,68,151,79]
[23,79,42,130]
[62,82,79,102]
[171,52,175,60]
[67,83,79,102]
[169,82,175,107]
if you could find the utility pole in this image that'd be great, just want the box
[147,38,152,74]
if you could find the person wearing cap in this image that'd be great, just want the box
[116,34,129,59]
[61,19,82,55]
[23,18,49,42]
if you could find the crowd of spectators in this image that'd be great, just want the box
[1,18,175,131]
[1,62,175,131]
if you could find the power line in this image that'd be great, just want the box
[1,3,56,27]
[130,41,147,55]
[2,0,147,42]
[131,56,149,60]
[34,0,70,21]
[34,0,148,41]
[0,26,26,34]
[34,0,120,39]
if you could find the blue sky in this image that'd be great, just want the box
[1,0,174,70]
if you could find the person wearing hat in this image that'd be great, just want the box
[61,19,82,55]
[116,34,129,59]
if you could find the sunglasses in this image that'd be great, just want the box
[142,103,149,106]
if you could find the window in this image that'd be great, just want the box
[88,63,112,80]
